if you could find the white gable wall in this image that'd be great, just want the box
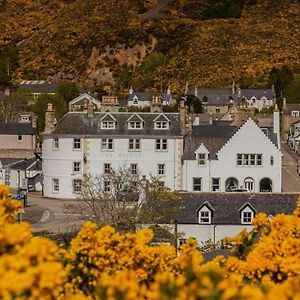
[184,119,282,192]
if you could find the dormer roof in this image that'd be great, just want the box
[126,113,144,123]
[153,113,170,123]
[100,113,117,122]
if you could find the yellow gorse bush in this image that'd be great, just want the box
[1,184,300,299]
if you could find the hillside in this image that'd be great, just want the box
[0,0,299,92]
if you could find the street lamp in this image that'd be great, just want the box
[24,158,27,191]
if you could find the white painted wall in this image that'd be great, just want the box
[178,223,252,244]
[43,136,183,198]
[183,119,282,192]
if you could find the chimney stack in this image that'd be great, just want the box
[209,112,213,125]
[44,103,55,134]
[87,101,94,118]
[179,99,186,135]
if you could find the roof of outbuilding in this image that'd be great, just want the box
[284,104,300,115]
[184,124,237,159]
[50,112,181,137]
[169,193,299,224]
[0,122,36,135]
[0,156,42,171]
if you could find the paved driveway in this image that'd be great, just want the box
[281,143,300,193]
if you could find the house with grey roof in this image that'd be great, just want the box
[282,100,300,141]
[17,80,56,99]
[68,93,101,111]
[0,156,42,191]
[162,192,298,245]
[128,86,175,108]
[187,85,276,113]
[183,109,281,193]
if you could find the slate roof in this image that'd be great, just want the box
[241,89,275,100]
[0,156,42,171]
[0,123,37,135]
[284,104,300,115]
[187,88,275,106]
[184,124,237,159]
[50,112,181,137]
[17,81,56,94]
[171,193,299,224]
[128,92,172,103]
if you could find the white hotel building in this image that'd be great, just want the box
[42,103,281,198]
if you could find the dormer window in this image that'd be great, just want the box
[127,114,144,129]
[198,153,206,166]
[154,121,169,129]
[292,111,300,117]
[240,204,256,225]
[128,121,143,129]
[198,204,213,224]
[101,121,115,129]
[132,95,139,105]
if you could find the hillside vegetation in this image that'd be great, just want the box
[0,0,299,92]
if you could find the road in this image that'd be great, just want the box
[23,193,90,234]
[281,143,300,192]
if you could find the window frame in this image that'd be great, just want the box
[73,138,81,150]
[193,177,202,191]
[198,153,206,166]
[155,139,168,151]
[237,154,263,167]
[104,163,111,175]
[53,138,59,150]
[154,121,169,130]
[158,163,165,177]
[73,161,81,173]
[130,163,138,175]
[212,177,220,192]
[101,138,114,151]
[52,178,59,193]
[17,135,23,142]
[242,211,253,224]
[101,121,115,129]
[128,139,141,151]
[128,121,143,129]
[73,179,82,194]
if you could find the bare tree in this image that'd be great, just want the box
[78,166,183,235]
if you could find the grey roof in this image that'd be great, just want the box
[172,193,299,224]
[17,81,56,94]
[50,112,181,137]
[0,122,37,135]
[188,88,275,106]
[128,92,172,103]
[0,156,42,171]
[284,104,300,115]
[241,89,275,100]
[184,124,237,159]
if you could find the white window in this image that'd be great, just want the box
[104,163,111,174]
[132,95,139,104]
[244,177,254,192]
[242,211,254,224]
[130,163,138,175]
[193,177,202,191]
[198,153,206,166]
[129,139,140,151]
[73,162,81,173]
[104,180,110,192]
[156,139,167,151]
[212,178,220,192]
[128,121,143,129]
[52,178,59,193]
[237,154,262,166]
[73,179,82,193]
[73,138,81,150]
[101,121,115,129]
[53,138,59,150]
[158,164,165,176]
[18,135,23,142]
[292,111,300,117]
[154,121,169,129]
[198,206,212,224]
[101,138,114,151]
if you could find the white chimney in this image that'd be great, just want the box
[273,104,280,149]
